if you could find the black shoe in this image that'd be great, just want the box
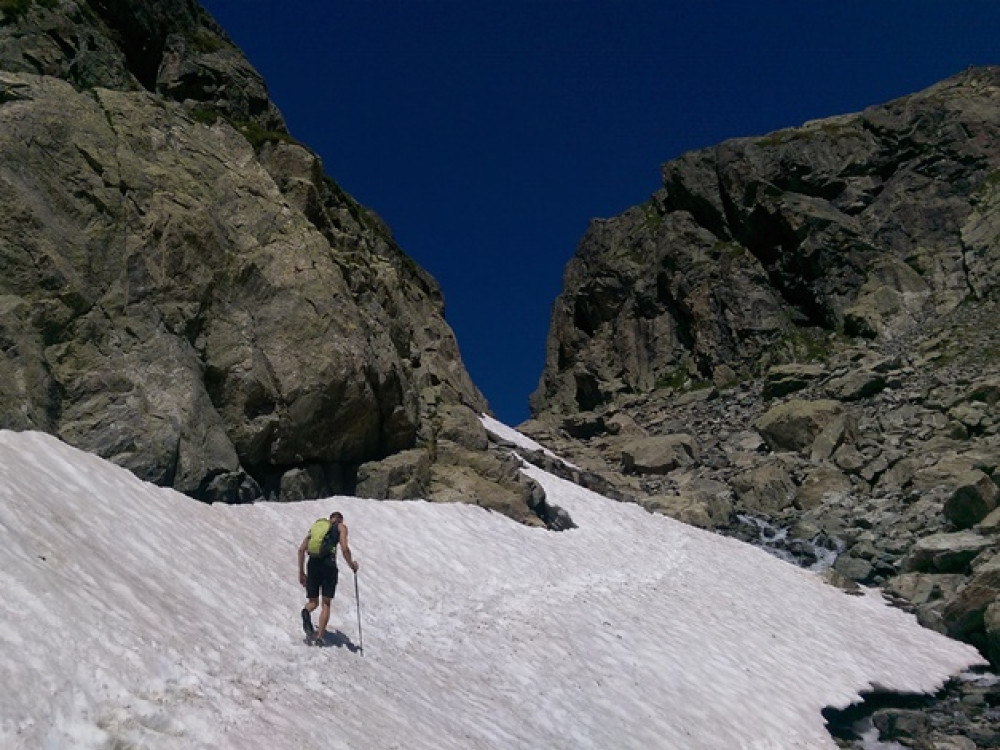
[301,608,315,637]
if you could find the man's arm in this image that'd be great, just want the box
[339,524,359,572]
[297,536,309,586]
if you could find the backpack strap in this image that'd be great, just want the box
[319,521,339,559]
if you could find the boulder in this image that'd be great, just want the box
[762,363,826,399]
[429,462,536,523]
[562,411,607,439]
[943,470,1000,529]
[966,378,1000,406]
[885,572,967,607]
[976,505,1000,534]
[833,554,874,583]
[928,735,979,750]
[604,411,646,436]
[279,465,326,502]
[941,555,1000,642]
[985,598,1000,668]
[949,403,991,433]
[825,370,888,401]
[428,441,554,527]
[943,587,1000,646]
[731,462,796,514]
[356,449,431,500]
[911,454,981,493]
[871,709,930,745]
[711,363,739,389]
[641,491,732,529]
[795,465,852,510]
[619,434,698,475]
[842,256,931,339]
[901,532,996,574]
[755,399,846,455]
[437,404,489,452]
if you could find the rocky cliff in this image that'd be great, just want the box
[521,68,1000,743]
[0,0,551,517]
[532,67,1000,417]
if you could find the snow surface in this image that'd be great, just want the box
[0,427,985,749]
[481,414,578,468]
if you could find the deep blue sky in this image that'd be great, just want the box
[201,1,1000,426]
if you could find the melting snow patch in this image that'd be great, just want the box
[0,428,986,749]
[481,413,579,469]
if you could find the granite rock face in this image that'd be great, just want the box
[0,0,490,504]
[532,67,1000,418]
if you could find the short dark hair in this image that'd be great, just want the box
[330,511,343,522]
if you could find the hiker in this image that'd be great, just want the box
[298,511,359,645]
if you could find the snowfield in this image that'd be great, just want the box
[0,427,985,749]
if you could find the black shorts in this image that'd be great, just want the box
[305,556,339,599]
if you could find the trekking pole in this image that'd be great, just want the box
[354,571,364,656]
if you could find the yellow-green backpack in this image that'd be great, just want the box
[307,519,338,558]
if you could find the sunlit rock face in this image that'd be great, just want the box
[0,0,487,502]
[532,67,1000,418]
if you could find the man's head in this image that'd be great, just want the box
[329,512,344,523]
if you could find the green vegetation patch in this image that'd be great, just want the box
[189,106,220,126]
[974,168,1000,198]
[234,120,299,150]
[784,326,833,362]
[757,119,858,149]
[0,0,32,23]
[655,366,712,393]
[641,201,663,232]
[764,324,850,374]
[0,0,56,23]
[187,107,299,153]
[712,240,746,261]
[190,28,228,54]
